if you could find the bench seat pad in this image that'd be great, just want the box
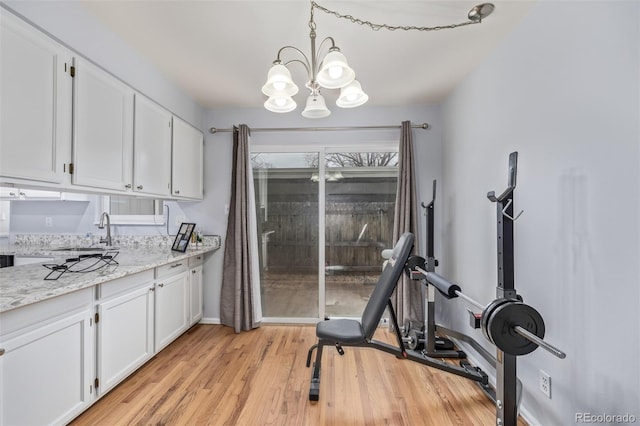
[316,318,366,345]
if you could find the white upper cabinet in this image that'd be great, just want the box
[1,11,204,200]
[0,9,72,185]
[171,117,203,200]
[72,57,134,192]
[133,94,172,197]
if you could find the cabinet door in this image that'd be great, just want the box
[0,10,71,184]
[133,94,172,196]
[189,264,203,325]
[97,285,154,395]
[171,117,203,199]
[0,310,94,425]
[72,57,133,191]
[155,272,189,351]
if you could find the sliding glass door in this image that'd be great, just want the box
[252,152,319,320]
[252,146,397,322]
[324,151,398,317]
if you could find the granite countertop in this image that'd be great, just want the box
[0,240,220,314]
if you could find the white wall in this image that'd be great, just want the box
[440,1,639,424]
[198,104,442,320]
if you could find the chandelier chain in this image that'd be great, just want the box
[309,2,317,31]
[311,1,478,32]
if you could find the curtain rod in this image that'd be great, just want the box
[208,123,429,134]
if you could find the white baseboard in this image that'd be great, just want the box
[200,317,221,324]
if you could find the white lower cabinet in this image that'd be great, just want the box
[0,289,94,426]
[96,270,155,395]
[155,261,189,352]
[0,254,205,424]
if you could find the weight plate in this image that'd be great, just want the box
[481,298,511,343]
[404,255,426,278]
[487,302,545,356]
[407,329,423,351]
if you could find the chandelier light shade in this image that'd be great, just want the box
[316,48,356,89]
[261,63,299,97]
[262,1,495,118]
[336,80,368,108]
[302,93,331,118]
[264,95,297,113]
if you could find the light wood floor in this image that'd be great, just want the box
[71,324,527,426]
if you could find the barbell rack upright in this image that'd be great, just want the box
[419,180,466,358]
[488,151,519,426]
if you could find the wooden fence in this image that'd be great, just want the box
[262,201,395,274]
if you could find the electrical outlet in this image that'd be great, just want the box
[175,216,185,226]
[539,370,551,398]
[45,217,53,227]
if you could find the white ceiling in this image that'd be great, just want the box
[80,1,536,110]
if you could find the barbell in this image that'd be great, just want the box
[411,265,566,359]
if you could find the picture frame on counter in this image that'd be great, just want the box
[172,222,196,252]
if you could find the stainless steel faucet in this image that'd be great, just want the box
[98,212,112,246]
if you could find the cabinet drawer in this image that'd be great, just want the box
[98,269,154,301]
[188,254,204,268]
[156,260,187,279]
[0,288,93,338]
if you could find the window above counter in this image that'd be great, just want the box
[97,196,165,226]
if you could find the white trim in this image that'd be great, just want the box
[261,317,319,325]
[318,149,326,321]
[325,144,399,153]
[246,150,263,324]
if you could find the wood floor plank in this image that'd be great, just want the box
[70,324,527,426]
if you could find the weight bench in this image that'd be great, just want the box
[306,232,414,401]
[306,231,489,401]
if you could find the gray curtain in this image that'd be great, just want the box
[392,121,422,329]
[220,124,261,333]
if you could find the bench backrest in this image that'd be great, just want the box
[361,232,414,339]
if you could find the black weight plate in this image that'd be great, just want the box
[404,255,426,278]
[403,319,411,337]
[488,302,545,356]
[407,329,423,351]
[481,298,511,343]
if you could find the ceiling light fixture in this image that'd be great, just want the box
[262,1,495,118]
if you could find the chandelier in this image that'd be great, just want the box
[262,1,495,118]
